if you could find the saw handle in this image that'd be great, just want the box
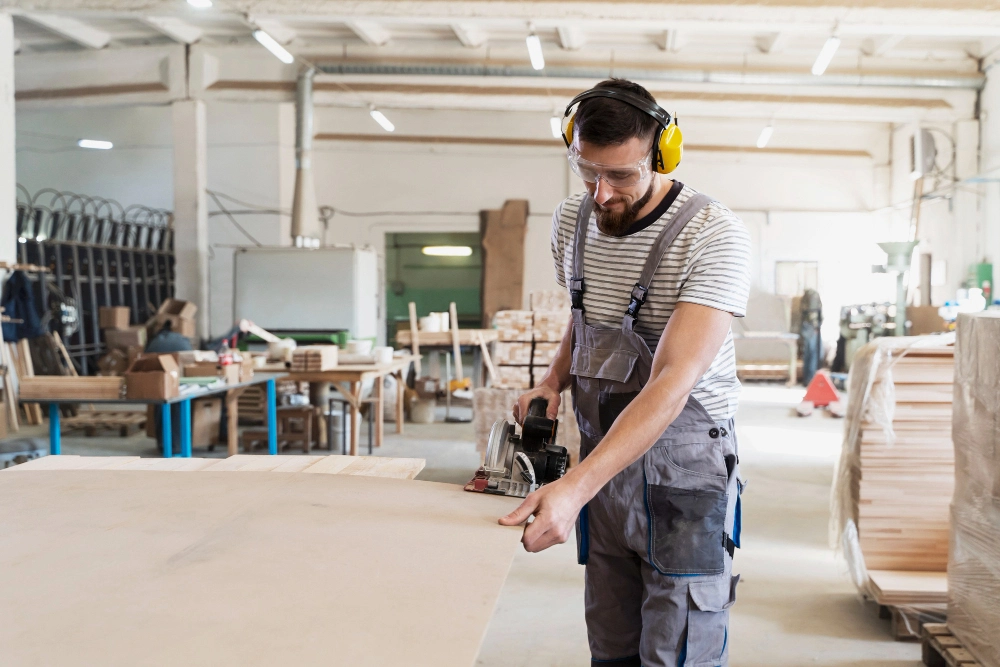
[526,397,549,420]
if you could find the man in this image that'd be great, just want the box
[499,79,751,667]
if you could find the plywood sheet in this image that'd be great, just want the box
[0,471,521,666]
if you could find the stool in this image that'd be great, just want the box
[327,397,376,455]
[277,406,313,454]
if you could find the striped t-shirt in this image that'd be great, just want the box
[551,183,752,421]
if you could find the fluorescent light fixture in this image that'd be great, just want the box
[77,139,113,150]
[17,237,26,244]
[370,108,395,132]
[756,125,774,149]
[187,0,212,8]
[811,36,841,76]
[526,33,545,70]
[550,116,563,139]
[253,30,294,64]
[422,246,473,257]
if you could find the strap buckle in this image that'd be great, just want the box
[569,278,585,311]
[626,284,648,321]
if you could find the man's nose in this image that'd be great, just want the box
[593,177,614,204]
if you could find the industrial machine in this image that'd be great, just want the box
[831,302,895,373]
[465,398,569,498]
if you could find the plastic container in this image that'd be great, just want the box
[410,398,436,424]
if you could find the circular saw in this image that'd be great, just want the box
[465,397,569,498]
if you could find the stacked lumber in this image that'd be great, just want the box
[493,342,532,366]
[831,335,956,627]
[493,310,533,389]
[950,312,1000,667]
[291,345,339,372]
[493,310,533,342]
[530,289,571,311]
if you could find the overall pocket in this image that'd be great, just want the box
[644,439,729,575]
[686,574,739,666]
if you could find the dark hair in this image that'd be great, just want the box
[573,79,660,147]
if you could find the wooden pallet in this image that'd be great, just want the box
[884,604,946,641]
[62,411,147,437]
[922,623,983,666]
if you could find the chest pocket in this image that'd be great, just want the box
[571,341,644,436]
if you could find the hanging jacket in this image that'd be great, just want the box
[1,270,46,342]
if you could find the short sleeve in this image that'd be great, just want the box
[678,208,751,317]
[551,203,567,288]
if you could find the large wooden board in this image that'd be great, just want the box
[0,470,521,666]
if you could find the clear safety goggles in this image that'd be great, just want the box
[566,148,652,188]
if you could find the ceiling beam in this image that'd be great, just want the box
[346,20,390,47]
[862,34,906,57]
[252,18,297,45]
[21,14,110,49]
[659,30,685,53]
[143,17,202,45]
[557,26,586,51]
[451,23,486,48]
[756,32,790,54]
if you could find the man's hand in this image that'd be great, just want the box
[498,476,587,552]
[512,384,561,424]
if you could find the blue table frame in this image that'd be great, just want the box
[36,375,284,458]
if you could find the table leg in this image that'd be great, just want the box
[180,399,192,458]
[349,381,361,456]
[473,344,482,388]
[394,370,404,435]
[374,373,384,448]
[226,389,239,456]
[787,341,797,387]
[266,378,278,455]
[49,403,61,455]
[160,403,172,459]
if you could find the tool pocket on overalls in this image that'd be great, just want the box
[686,574,739,666]
[644,438,729,575]
[570,342,640,435]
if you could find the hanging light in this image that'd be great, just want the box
[422,246,473,257]
[369,108,395,132]
[77,139,113,150]
[811,36,841,76]
[549,116,562,139]
[187,0,212,8]
[756,125,774,149]
[526,33,545,70]
[253,30,294,64]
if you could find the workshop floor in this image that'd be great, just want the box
[17,384,922,666]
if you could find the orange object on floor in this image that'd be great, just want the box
[803,371,840,407]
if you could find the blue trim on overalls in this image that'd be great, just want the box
[578,504,590,565]
[733,495,742,549]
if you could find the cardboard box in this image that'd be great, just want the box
[157,298,198,320]
[239,357,254,383]
[183,362,239,385]
[192,398,222,447]
[97,349,129,376]
[147,298,198,338]
[106,326,147,351]
[98,306,130,330]
[125,354,180,400]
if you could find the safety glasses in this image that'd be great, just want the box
[566,148,652,188]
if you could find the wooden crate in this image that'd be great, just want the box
[494,310,533,342]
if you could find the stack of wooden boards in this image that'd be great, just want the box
[290,345,339,372]
[950,313,1000,666]
[832,335,955,633]
[492,290,571,390]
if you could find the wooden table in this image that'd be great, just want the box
[286,355,417,456]
[396,329,497,386]
[22,373,287,458]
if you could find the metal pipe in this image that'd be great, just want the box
[291,67,320,245]
[318,62,985,90]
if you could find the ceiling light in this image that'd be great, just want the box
[422,246,472,257]
[253,30,294,64]
[77,139,113,150]
[549,117,562,139]
[756,125,774,149]
[811,36,841,76]
[370,108,395,132]
[526,33,545,70]
[187,0,212,8]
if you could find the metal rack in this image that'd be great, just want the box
[14,187,176,375]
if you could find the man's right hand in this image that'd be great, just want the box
[512,384,561,424]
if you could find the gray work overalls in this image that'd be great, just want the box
[569,194,742,667]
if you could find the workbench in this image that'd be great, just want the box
[285,355,416,456]
[396,329,497,387]
[23,373,286,458]
[0,455,521,667]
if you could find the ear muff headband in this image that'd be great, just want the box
[562,88,684,175]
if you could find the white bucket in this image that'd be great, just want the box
[373,346,394,365]
[410,398,436,424]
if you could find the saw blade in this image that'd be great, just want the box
[483,418,511,475]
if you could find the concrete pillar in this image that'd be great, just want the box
[172,99,210,340]
[0,14,17,266]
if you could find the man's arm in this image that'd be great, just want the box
[499,301,733,552]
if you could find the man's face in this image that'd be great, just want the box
[572,135,655,237]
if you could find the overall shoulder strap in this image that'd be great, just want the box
[624,192,714,325]
[569,196,594,312]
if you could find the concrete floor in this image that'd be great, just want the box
[14,384,922,666]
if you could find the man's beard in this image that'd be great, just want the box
[594,182,655,237]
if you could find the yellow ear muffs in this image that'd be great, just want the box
[562,112,575,148]
[654,122,684,174]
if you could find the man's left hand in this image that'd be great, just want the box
[498,477,587,552]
